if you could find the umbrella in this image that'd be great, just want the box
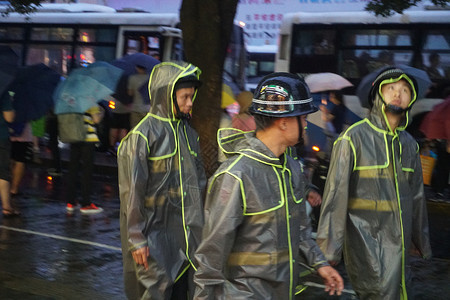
[111,53,160,104]
[54,61,123,114]
[0,45,19,97]
[138,81,151,105]
[111,53,160,76]
[419,97,450,140]
[9,63,61,123]
[356,65,432,108]
[221,83,236,108]
[304,72,353,93]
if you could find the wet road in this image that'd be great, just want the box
[0,149,449,299]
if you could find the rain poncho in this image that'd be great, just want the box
[194,129,328,300]
[117,62,206,299]
[317,90,432,299]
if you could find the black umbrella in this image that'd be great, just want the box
[0,45,19,97]
[10,63,61,123]
[356,65,432,108]
[111,53,160,104]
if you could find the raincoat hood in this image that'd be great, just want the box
[148,62,201,119]
[218,128,282,165]
[369,68,417,132]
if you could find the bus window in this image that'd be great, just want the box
[422,30,450,80]
[0,26,23,40]
[342,29,412,47]
[78,28,117,43]
[292,29,335,56]
[26,45,71,74]
[30,27,74,42]
[75,45,116,66]
[291,28,336,74]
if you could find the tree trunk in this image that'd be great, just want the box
[180,0,238,177]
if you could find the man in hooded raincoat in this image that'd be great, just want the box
[117,62,206,300]
[317,67,432,299]
[194,72,344,300]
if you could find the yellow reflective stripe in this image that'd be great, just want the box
[348,198,396,211]
[334,135,358,171]
[402,168,414,172]
[281,169,294,300]
[207,155,243,193]
[390,138,407,299]
[244,166,284,215]
[174,121,196,271]
[285,162,302,204]
[227,250,290,266]
[357,168,391,179]
[295,285,308,295]
[174,264,190,283]
[183,125,197,157]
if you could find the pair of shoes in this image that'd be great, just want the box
[66,203,78,212]
[2,208,21,218]
[80,203,103,214]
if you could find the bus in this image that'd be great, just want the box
[0,3,184,76]
[276,9,450,85]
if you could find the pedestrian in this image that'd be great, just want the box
[0,91,20,217]
[231,91,256,131]
[66,104,104,214]
[117,62,206,300]
[108,96,130,155]
[45,109,62,176]
[128,64,150,129]
[317,67,432,299]
[194,72,343,299]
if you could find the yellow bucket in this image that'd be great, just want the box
[420,155,436,186]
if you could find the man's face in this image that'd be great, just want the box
[175,87,195,114]
[286,115,307,146]
[380,79,412,109]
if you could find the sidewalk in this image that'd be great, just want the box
[38,142,118,176]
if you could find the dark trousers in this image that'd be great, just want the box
[46,114,62,171]
[67,142,95,206]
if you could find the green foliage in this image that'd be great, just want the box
[2,0,41,15]
[365,0,450,17]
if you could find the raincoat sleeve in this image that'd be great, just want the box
[411,147,432,259]
[118,132,150,251]
[194,172,244,300]
[298,171,329,269]
[316,136,353,263]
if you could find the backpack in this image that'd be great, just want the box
[57,113,86,143]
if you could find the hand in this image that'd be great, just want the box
[132,246,150,270]
[307,190,322,207]
[317,265,344,296]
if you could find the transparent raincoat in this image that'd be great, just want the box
[118,62,206,299]
[317,74,432,299]
[194,128,328,300]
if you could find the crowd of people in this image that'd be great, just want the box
[1,56,448,299]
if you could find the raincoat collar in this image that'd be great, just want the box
[148,62,201,121]
[218,128,286,167]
